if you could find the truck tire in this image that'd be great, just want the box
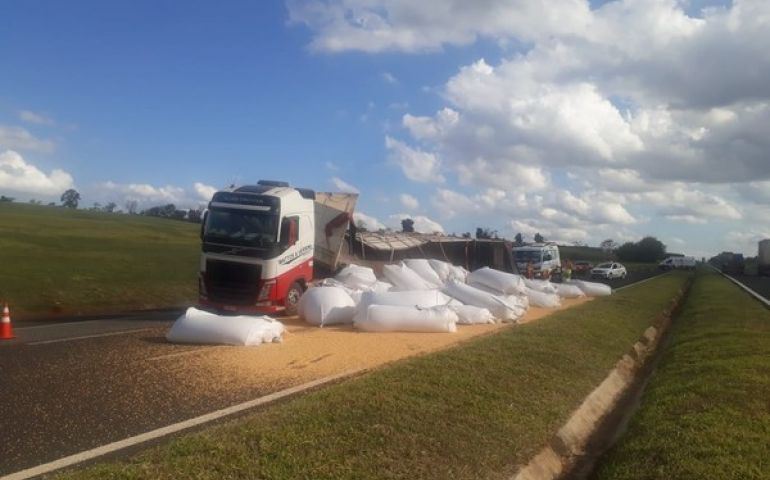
[285,282,303,316]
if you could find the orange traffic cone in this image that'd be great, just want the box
[1,303,14,340]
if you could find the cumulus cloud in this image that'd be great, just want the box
[194,182,218,201]
[0,150,74,196]
[98,181,187,205]
[330,176,360,193]
[388,213,444,233]
[385,136,444,183]
[0,126,55,153]
[353,211,386,230]
[19,110,55,126]
[399,193,419,210]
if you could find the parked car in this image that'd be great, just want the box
[573,260,593,274]
[590,262,627,279]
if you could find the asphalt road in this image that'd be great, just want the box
[724,273,770,302]
[560,265,667,290]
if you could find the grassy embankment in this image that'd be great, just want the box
[593,271,770,480]
[0,203,199,318]
[59,273,689,480]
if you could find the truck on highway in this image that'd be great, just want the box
[658,256,696,270]
[198,180,357,315]
[512,243,561,279]
[759,239,770,277]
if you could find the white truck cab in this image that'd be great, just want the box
[512,243,561,279]
[198,180,356,315]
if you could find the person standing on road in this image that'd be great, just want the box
[563,259,573,282]
[526,260,534,279]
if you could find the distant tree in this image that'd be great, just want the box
[534,232,545,243]
[355,220,368,232]
[171,209,187,220]
[600,239,618,252]
[616,236,667,263]
[47,202,56,207]
[462,232,472,239]
[125,200,138,215]
[103,202,117,213]
[90,202,102,211]
[187,208,203,223]
[29,199,42,205]
[143,203,177,218]
[514,232,524,245]
[401,218,415,233]
[476,227,498,239]
[61,189,80,209]
[0,195,15,202]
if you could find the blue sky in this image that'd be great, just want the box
[1,0,769,258]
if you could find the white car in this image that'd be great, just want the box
[590,262,627,279]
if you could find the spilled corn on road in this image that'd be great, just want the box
[0,299,590,477]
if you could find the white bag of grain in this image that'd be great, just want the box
[443,280,525,322]
[554,283,585,299]
[569,279,612,297]
[354,289,453,324]
[335,263,378,290]
[403,259,444,287]
[166,307,285,346]
[298,286,357,326]
[467,267,527,295]
[383,263,434,291]
[355,305,458,333]
[524,287,561,308]
[448,305,496,325]
[523,278,559,294]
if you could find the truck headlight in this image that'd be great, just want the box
[258,280,276,301]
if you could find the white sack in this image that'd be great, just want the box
[166,307,284,346]
[371,280,393,293]
[523,278,559,294]
[355,305,457,333]
[570,280,612,297]
[335,264,377,290]
[449,305,496,325]
[525,287,562,308]
[403,259,443,287]
[354,289,453,323]
[298,286,357,326]
[467,267,527,295]
[443,281,525,321]
[383,263,433,291]
[554,283,585,299]
[428,259,468,283]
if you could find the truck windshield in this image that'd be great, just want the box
[203,208,278,247]
[514,250,541,262]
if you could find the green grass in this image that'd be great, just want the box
[0,203,200,318]
[593,271,770,480]
[58,273,689,480]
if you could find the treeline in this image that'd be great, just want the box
[615,236,667,263]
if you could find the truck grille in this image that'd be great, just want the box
[205,259,262,305]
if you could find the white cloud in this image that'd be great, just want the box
[0,150,74,196]
[353,211,386,230]
[19,110,55,126]
[330,176,360,193]
[385,136,444,183]
[388,213,444,233]
[399,193,419,210]
[98,181,187,204]
[381,72,398,84]
[0,125,55,153]
[194,182,218,201]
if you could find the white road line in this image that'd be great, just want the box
[26,328,158,346]
[0,369,364,480]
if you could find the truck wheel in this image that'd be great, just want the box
[285,282,303,316]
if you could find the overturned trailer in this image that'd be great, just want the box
[342,230,517,275]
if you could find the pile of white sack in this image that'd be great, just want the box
[298,260,612,333]
[167,307,285,346]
